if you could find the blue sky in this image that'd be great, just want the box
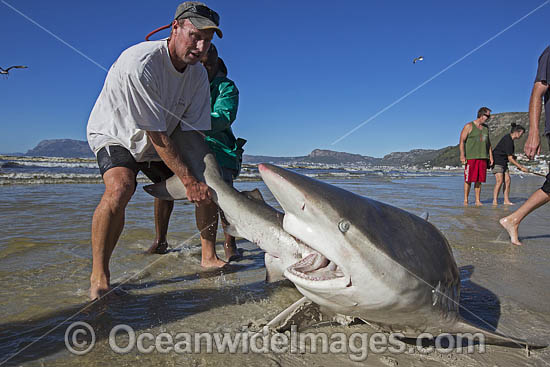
[0,0,548,157]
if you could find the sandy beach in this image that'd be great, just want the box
[0,171,549,366]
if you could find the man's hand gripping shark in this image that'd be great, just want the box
[144,128,545,349]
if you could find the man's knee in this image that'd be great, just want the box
[103,168,136,206]
[109,181,135,204]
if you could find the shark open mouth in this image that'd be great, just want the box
[285,253,351,289]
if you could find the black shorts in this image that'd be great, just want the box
[96,146,174,186]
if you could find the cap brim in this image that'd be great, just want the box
[188,17,223,38]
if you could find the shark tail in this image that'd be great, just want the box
[451,318,547,349]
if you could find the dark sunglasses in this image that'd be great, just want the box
[176,4,219,26]
[484,114,491,120]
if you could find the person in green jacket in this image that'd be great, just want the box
[195,43,244,267]
[148,44,245,268]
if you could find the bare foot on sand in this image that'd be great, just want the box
[224,242,241,262]
[499,217,523,246]
[146,240,169,254]
[89,273,110,300]
[201,257,227,268]
[504,201,514,205]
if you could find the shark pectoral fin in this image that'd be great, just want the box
[242,188,265,203]
[452,318,547,349]
[267,297,321,332]
[143,175,188,201]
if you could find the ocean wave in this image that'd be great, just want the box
[0,155,95,163]
[0,172,103,185]
[0,160,97,169]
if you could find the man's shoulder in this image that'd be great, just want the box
[120,40,165,59]
[115,41,166,74]
[463,122,473,130]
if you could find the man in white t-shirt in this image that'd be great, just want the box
[86,2,222,300]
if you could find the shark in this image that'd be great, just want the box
[257,163,543,347]
[144,129,543,347]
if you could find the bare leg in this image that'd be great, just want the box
[499,189,550,246]
[90,167,135,300]
[464,182,471,206]
[503,172,513,205]
[474,182,483,206]
[493,173,503,205]
[219,209,239,261]
[146,198,174,254]
[195,200,226,268]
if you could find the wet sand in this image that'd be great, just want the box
[0,173,548,366]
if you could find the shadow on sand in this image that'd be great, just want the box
[0,279,280,366]
[0,264,509,365]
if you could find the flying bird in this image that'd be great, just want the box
[412,56,424,64]
[0,65,28,77]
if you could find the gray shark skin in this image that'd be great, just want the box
[143,128,310,282]
[258,163,544,348]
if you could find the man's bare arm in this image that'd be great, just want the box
[525,81,549,159]
[147,131,210,203]
[459,124,471,165]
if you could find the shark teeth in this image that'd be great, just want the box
[286,253,348,283]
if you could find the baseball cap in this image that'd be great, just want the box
[174,2,222,38]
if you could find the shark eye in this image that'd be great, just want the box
[338,220,350,233]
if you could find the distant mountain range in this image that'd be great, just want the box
[244,112,547,167]
[17,112,547,166]
[25,139,95,158]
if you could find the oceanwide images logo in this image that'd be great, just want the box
[64,321,96,355]
[65,322,486,361]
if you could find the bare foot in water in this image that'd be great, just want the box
[475,201,483,206]
[224,242,241,262]
[463,201,469,206]
[492,201,498,206]
[504,201,514,205]
[146,240,169,254]
[499,217,523,246]
[201,257,227,268]
[89,273,111,300]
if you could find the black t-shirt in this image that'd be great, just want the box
[493,134,514,167]
[535,46,550,135]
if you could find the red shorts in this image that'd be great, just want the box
[464,159,487,183]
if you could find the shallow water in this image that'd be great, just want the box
[1,172,549,366]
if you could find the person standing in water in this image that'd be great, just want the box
[459,107,494,206]
[500,46,550,245]
[491,123,529,205]
[86,2,221,299]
